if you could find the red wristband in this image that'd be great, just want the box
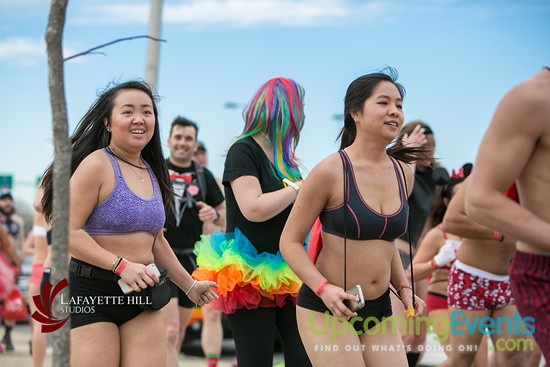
[113,258,128,275]
[315,281,330,297]
[493,230,504,242]
[430,259,438,269]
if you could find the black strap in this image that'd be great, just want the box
[543,66,550,72]
[69,259,117,281]
[193,161,207,202]
[396,160,415,305]
[337,151,349,290]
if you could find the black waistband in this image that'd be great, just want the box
[426,291,447,299]
[69,258,118,282]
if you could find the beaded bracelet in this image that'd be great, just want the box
[315,280,330,297]
[493,230,505,242]
[113,258,128,276]
[185,279,197,296]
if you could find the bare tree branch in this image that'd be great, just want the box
[64,35,166,61]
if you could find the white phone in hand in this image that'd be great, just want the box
[118,263,161,294]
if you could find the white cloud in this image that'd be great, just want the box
[71,0,545,28]
[0,37,45,65]
[75,0,391,27]
[0,37,80,66]
[164,0,349,27]
[0,0,44,8]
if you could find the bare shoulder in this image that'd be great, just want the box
[77,149,110,172]
[501,71,550,121]
[11,213,24,226]
[301,152,343,205]
[72,149,112,184]
[306,152,343,183]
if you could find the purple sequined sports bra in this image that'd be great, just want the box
[84,149,165,236]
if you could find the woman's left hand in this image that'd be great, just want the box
[413,295,426,316]
[188,280,219,306]
[401,291,426,317]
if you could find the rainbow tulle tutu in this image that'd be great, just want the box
[192,229,302,314]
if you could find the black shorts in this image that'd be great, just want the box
[69,258,145,329]
[297,284,392,333]
[170,253,197,308]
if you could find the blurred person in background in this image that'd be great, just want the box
[163,118,226,367]
[439,177,523,367]
[393,121,449,366]
[0,188,24,352]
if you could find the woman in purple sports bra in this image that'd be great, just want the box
[281,67,429,366]
[40,81,218,367]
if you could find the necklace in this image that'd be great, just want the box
[106,147,145,182]
[129,164,145,183]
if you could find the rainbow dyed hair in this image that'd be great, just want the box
[236,77,305,181]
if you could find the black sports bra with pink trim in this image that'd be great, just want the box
[319,150,408,241]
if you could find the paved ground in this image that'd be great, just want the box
[0,322,460,367]
[0,323,236,367]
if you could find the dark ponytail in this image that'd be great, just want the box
[339,115,356,150]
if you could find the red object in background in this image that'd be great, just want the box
[308,218,323,264]
[3,287,28,321]
[505,182,519,202]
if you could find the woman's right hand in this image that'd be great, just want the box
[320,283,359,319]
[402,123,428,148]
[119,262,158,293]
[433,242,457,267]
[188,280,219,306]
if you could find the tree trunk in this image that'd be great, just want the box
[45,0,71,366]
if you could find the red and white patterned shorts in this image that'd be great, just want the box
[448,260,514,311]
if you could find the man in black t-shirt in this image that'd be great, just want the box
[162,117,225,367]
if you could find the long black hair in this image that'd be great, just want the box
[41,80,173,222]
[337,66,430,164]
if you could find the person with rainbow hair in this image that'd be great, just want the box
[193,77,311,367]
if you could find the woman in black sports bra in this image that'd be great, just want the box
[281,67,429,367]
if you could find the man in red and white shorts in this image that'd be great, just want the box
[439,179,525,367]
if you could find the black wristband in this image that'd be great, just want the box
[215,209,221,220]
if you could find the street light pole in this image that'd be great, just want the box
[144,0,164,93]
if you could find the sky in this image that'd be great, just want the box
[1,0,549,207]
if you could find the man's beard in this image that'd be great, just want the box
[0,207,13,216]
